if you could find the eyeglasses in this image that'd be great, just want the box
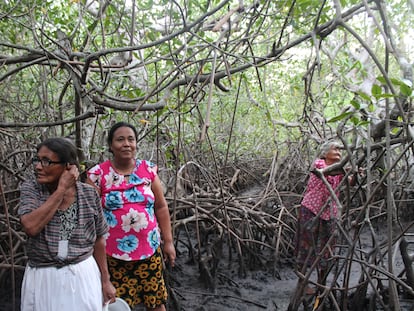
[32,157,64,167]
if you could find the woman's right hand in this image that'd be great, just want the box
[58,164,79,190]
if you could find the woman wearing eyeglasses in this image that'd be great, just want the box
[18,137,116,311]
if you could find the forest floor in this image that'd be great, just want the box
[0,260,297,311]
[3,225,414,311]
[156,223,414,311]
[3,243,414,311]
[0,257,297,311]
[163,253,297,311]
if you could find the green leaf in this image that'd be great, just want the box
[357,120,371,127]
[350,116,360,125]
[357,92,372,102]
[376,76,386,84]
[400,84,412,97]
[140,0,154,10]
[327,111,353,123]
[371,84,382,98]
[350,99,360,109]
[391,127,400,135]
[377,93,394,99]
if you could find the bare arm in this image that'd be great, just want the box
[21,165,79,237]
[93,236,116,304]
[87,173,115,303]
[152,176,176,267]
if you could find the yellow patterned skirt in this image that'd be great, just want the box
[107,247,167,309]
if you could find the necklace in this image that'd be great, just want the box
[111,159,136,175]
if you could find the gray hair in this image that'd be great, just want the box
[319,141,342,159]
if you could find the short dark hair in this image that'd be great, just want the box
[36,138,79,166]
[107,122,138,151]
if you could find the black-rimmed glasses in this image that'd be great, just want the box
[32,157,64,167]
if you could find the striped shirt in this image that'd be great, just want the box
[19,179,108,267]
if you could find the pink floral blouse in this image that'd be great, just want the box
[301,159,344,220]
[87,159,160,260]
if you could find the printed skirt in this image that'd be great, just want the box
[296,206,336,272]
[107,246,167,309]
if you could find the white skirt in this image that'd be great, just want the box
[21,256,103,311]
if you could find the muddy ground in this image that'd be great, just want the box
[165,255,297,311]
[0,256,297,311]
[3,226,414,311]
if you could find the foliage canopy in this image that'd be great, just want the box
[1,0,411,164]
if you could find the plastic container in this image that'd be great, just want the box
[103,298,131,311]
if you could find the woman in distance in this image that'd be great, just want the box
[87,122,176,311]
[295,140,356,296]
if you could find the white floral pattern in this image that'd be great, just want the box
[87,159,161,261]
[121,208,148,233]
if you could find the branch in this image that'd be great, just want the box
[92,96,167,111]
[0,110,97,128]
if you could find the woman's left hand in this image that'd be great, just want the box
[163,241,176,268]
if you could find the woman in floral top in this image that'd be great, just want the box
[295,140,355,296]
[87,122,175,311]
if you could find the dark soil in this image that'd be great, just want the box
[165,253,297,311]
[4,226,414,311]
